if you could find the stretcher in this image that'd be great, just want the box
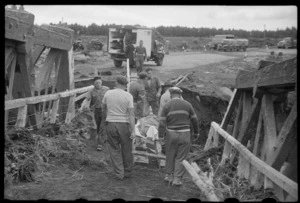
[132,123,166,168]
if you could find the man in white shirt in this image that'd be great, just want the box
[102,75,135,180]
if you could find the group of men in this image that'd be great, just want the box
[83,70,199,186]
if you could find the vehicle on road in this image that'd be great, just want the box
[108,25,166,67]
[277,37,297,49]
[209,34,248,52]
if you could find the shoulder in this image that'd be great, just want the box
[102,86,109,91]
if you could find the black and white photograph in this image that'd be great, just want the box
[4,5,297,201]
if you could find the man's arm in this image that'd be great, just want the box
[101,92,108,120]
[156,78,162,97]
[158,105,168,138]
[128,94,135,138]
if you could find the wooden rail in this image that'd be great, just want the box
[206,121,298,201]
[5,85,93,127]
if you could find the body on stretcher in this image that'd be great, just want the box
[132,122,166,167]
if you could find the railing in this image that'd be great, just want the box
[5,85,94,128]
[204,121,298,201]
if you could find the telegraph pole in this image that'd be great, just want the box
[264,24,266,46]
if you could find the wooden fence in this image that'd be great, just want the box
[202,57,297,201]
[5,85,93,128]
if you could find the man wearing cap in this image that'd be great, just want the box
[144,67,162,116]
[129,72,148,121]
[158,87,199,186]
[83,76,109,151]
[135,40,147,73]
[102,75,135,180]
[158,82,183,116]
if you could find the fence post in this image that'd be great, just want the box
[50,98,60,123]
[16,105,28,127]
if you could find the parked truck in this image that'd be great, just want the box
[108,25,165,67]
[209,34,248,52]
[277,37,297,49]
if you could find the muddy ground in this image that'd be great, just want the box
[5,47,297,201]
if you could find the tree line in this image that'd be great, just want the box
[58,22,297,39]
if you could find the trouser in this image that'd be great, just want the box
[94,108,106,145]
[106,122,133,178]
[165,130,191,179]
[135,55,144,73]
[147,99,159,116]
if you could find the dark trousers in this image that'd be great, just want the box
[135,55,144,73]
[94,108,102,135]
[94,108,106,145]
[106,122,133,178]
[165,130,191,179]
[148,100,159,116]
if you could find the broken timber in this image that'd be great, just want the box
[5,6,75,129]
[203,57,297,201]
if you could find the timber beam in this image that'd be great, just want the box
[236,57,297,89]
[5,7,74,52]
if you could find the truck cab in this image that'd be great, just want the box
[108,25,165,67]
[277,37,297,49]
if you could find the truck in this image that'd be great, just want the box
[108,25,165,67]
[277,37,297,49]
[209,34,248,52]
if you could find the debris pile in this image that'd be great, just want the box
[4,110,105,189]
[186,145,278,201]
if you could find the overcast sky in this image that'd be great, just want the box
[18,5,297,31]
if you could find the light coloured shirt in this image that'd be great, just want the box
[102,88,134,123]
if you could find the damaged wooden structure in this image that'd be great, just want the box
[5,6,78,129]
[202,57,297,201]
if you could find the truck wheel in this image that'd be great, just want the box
[243,48,247,52]
[114,60,123,68]
[285,44,288,49]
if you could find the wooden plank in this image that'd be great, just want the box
[236,57,297,89]
[50,98,60,123]
[229,96,243,163]
[75,92,88,102]
[249,112,264,189]
[220,89,242,129]
[47,52,62,117]
[204,126,215,151]
[5,86,93,110]
[220,98,242,165]
[41,50,58,121]
[65,95,76,124]
[212,127,219,148]
[239,97,262,146]
[7,52,17,100]
[182,160,219,201]
[33,26,73,51]
[56,50,72,122]
[15,105,28,127]
[253,111,264,156]
[237,91,252,142]
[268,102,297,170]
[262,94,277,161]
[210,122,298,200]
[132,150,166,159]
[5,11,34,43]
